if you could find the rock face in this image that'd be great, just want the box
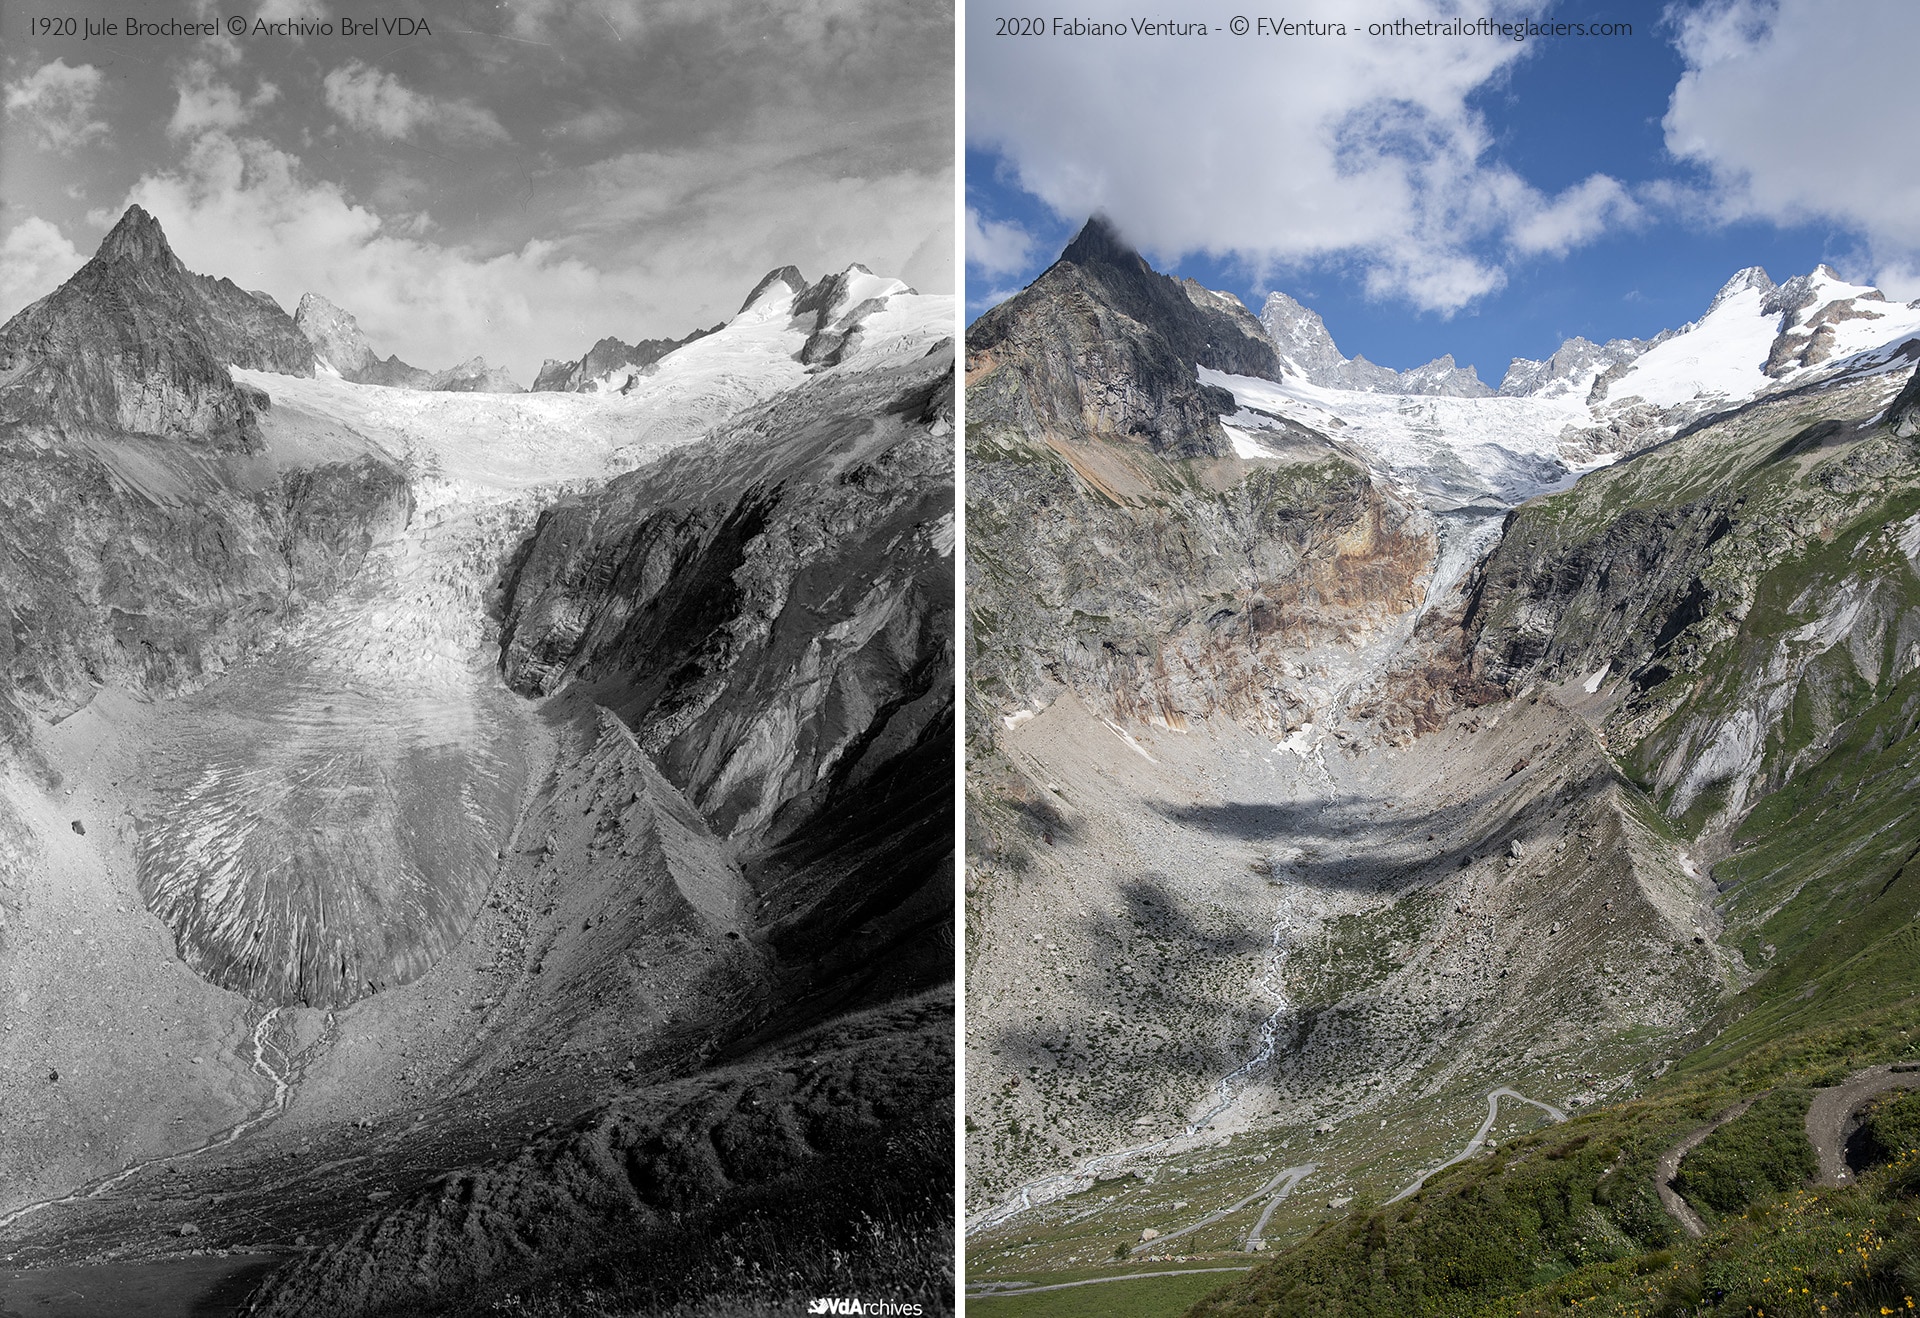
[1261,289,1493,396]
[295,292,523,392]
[531,325,721,393]
[967,221,1430,733]
[1890,363,1920,438]
[968,217,1280,460]
[294,292,381,378]
[0,206,314,443]
[499,343,956,1015]
[1451,366,1920,829]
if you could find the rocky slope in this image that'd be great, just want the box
[531,325,721,393]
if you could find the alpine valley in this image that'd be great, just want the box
[964,217,1920,1316]
[0,206,956,1316]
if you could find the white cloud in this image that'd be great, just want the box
[967,0,1641,313]
[256,0,329,20]
[1665,0,1920,290]
[4,59,109,149]
[1509,175,1643,257]
[0,217,85,320]
[168,61,279,139]
[109,131,950,382]
[966,209,1037,276]
[321,62,508,145]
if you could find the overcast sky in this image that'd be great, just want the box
[967,0,1920,385]
[2,0,952,383]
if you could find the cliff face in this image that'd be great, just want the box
[0,206,314,444]
[0,442,409,728]
[1452,364,1920,831]
[967,217,1281,461]
[499,344,955,1015]
[966,220,1431,735]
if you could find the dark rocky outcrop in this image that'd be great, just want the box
[531,325,723,393]
[1888,363,1920,438]
[499,343,955,1018]
[968,218,1282,460]
[0,206,315,444]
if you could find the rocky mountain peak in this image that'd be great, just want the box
[294,292,376,377]
[1258,290,1347,379]
[739,265,810,314]
[1260,290,1491,396]
[1708,265,1775,312]
[0,205,315,442]
[1058,214,1144,274]
[94,204,180,268]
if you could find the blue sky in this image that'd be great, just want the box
[967,0,1920,386]
[2,0,951,382]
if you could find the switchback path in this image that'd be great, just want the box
[967,1266,1254,1299]
[1135,1164,1314,1257]
[1387,1087,1566,1205]
[1806,1062,1920,1187]
[1655,1095,1761,1239]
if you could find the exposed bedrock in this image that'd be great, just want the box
[966,217,1280,462]
[497,348,956,1025]
[968,440,1432,737]
[0,440,411,731]
[0,206,313,444]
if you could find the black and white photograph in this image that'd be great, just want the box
[0,2,956,1314]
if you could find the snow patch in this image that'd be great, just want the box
[1100,718,1157,763]
[1001,709,1035,732]
[1221,422,1271,459]
[1582,664,1610,694]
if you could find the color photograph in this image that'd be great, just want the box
[963,2,1920,1313]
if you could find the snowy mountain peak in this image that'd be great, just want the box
[738,265,810,316]
[1707,266,1776,313]
[294,292,376,377]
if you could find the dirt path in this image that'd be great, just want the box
[967,1265,1254,1299]
[1651,1063,1920,1239]
[0,1007,302,1236]
[1135,1163,1314,1258]
[1387,1086,1566,1205]
[1655,1095,1760,1239]
[1244,1164,1316,1251]
[1806,1063,1920,1186]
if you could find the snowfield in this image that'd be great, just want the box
[236,275,954,493]
[1210,264,1920,510]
